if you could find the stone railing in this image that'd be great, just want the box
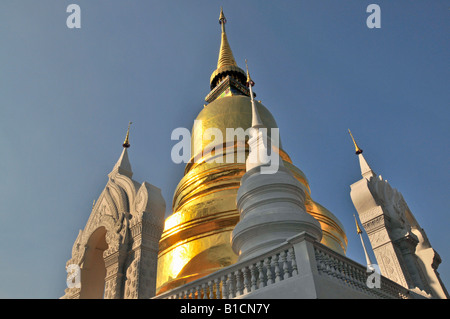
[155,242,298,299]
[154,232,413,299]
[313,242,411,299]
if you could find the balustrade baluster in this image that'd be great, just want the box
[341,261,351,287]
[326,255,335,279]
[202,283,208,299]
[258,260,266,288]
[358,267,369,292]
[288,247,298,276]
[221,275,229,299]
[330,257,339,281]
[319,254,327,275]
[315,249,324,275]
[208,280,214,299]
[348,264,360,291]
[273,253,281,283]
[265,257,273,285]
[250,263,257,292]
[345,264,357,290]
[242,266,250,294]
[280,250,289,279]
[214,278,221,299]
[228,273,235,298]
[336,260,345,284]
[235,269,243,296]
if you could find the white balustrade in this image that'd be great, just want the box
[314,244,411,299]
[155,242,297,299]
[154,235,412,300]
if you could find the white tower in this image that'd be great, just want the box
[348,130,448,299]
[62,124,166,299]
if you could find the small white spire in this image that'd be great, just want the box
[358,153,376,179]
[245,59,263,128]
[110,123,134,178]
[245,60,268,172]
[348,130,375,179]
[111,148,133,178]
[354,215,375,270]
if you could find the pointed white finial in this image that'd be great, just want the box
[348,130,375,179]
[245,59,263,129]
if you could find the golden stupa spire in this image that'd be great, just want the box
[348,129,363,154]
[209,7,246,90]
[217,7,237,69]
[122,121,132,148]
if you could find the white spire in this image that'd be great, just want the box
[354,215,374,270]
[110,124,133,178]
[245,60,263,129]
[348,129,375,179]
[358,153,375,179]
[111,148,133,178]
[232,61,322,261]
[245,60,276,172]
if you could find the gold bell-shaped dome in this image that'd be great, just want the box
[156,9,347,295]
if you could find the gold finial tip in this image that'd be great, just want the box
[354,215,363,234]
[245,59,255,87]
[348,129,363,155]
[123,121,132,148]
[219,7,226,24]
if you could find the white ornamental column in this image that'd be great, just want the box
[231,61,322,261]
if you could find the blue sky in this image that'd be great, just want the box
[0,1,448,298]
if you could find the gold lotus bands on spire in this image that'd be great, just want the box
[210,8,246,89]
[123,121,132,148]
[348,129,363,154]
[217,8,237,69]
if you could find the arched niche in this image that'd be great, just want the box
[80,226,109,299]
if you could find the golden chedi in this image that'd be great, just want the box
[156,8,347,295]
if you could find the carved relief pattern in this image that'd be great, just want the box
[124,255,140,299]
[359,206,384,224]
[374,244,406,287]
[368,230,388,249]
[352,174,439,295]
